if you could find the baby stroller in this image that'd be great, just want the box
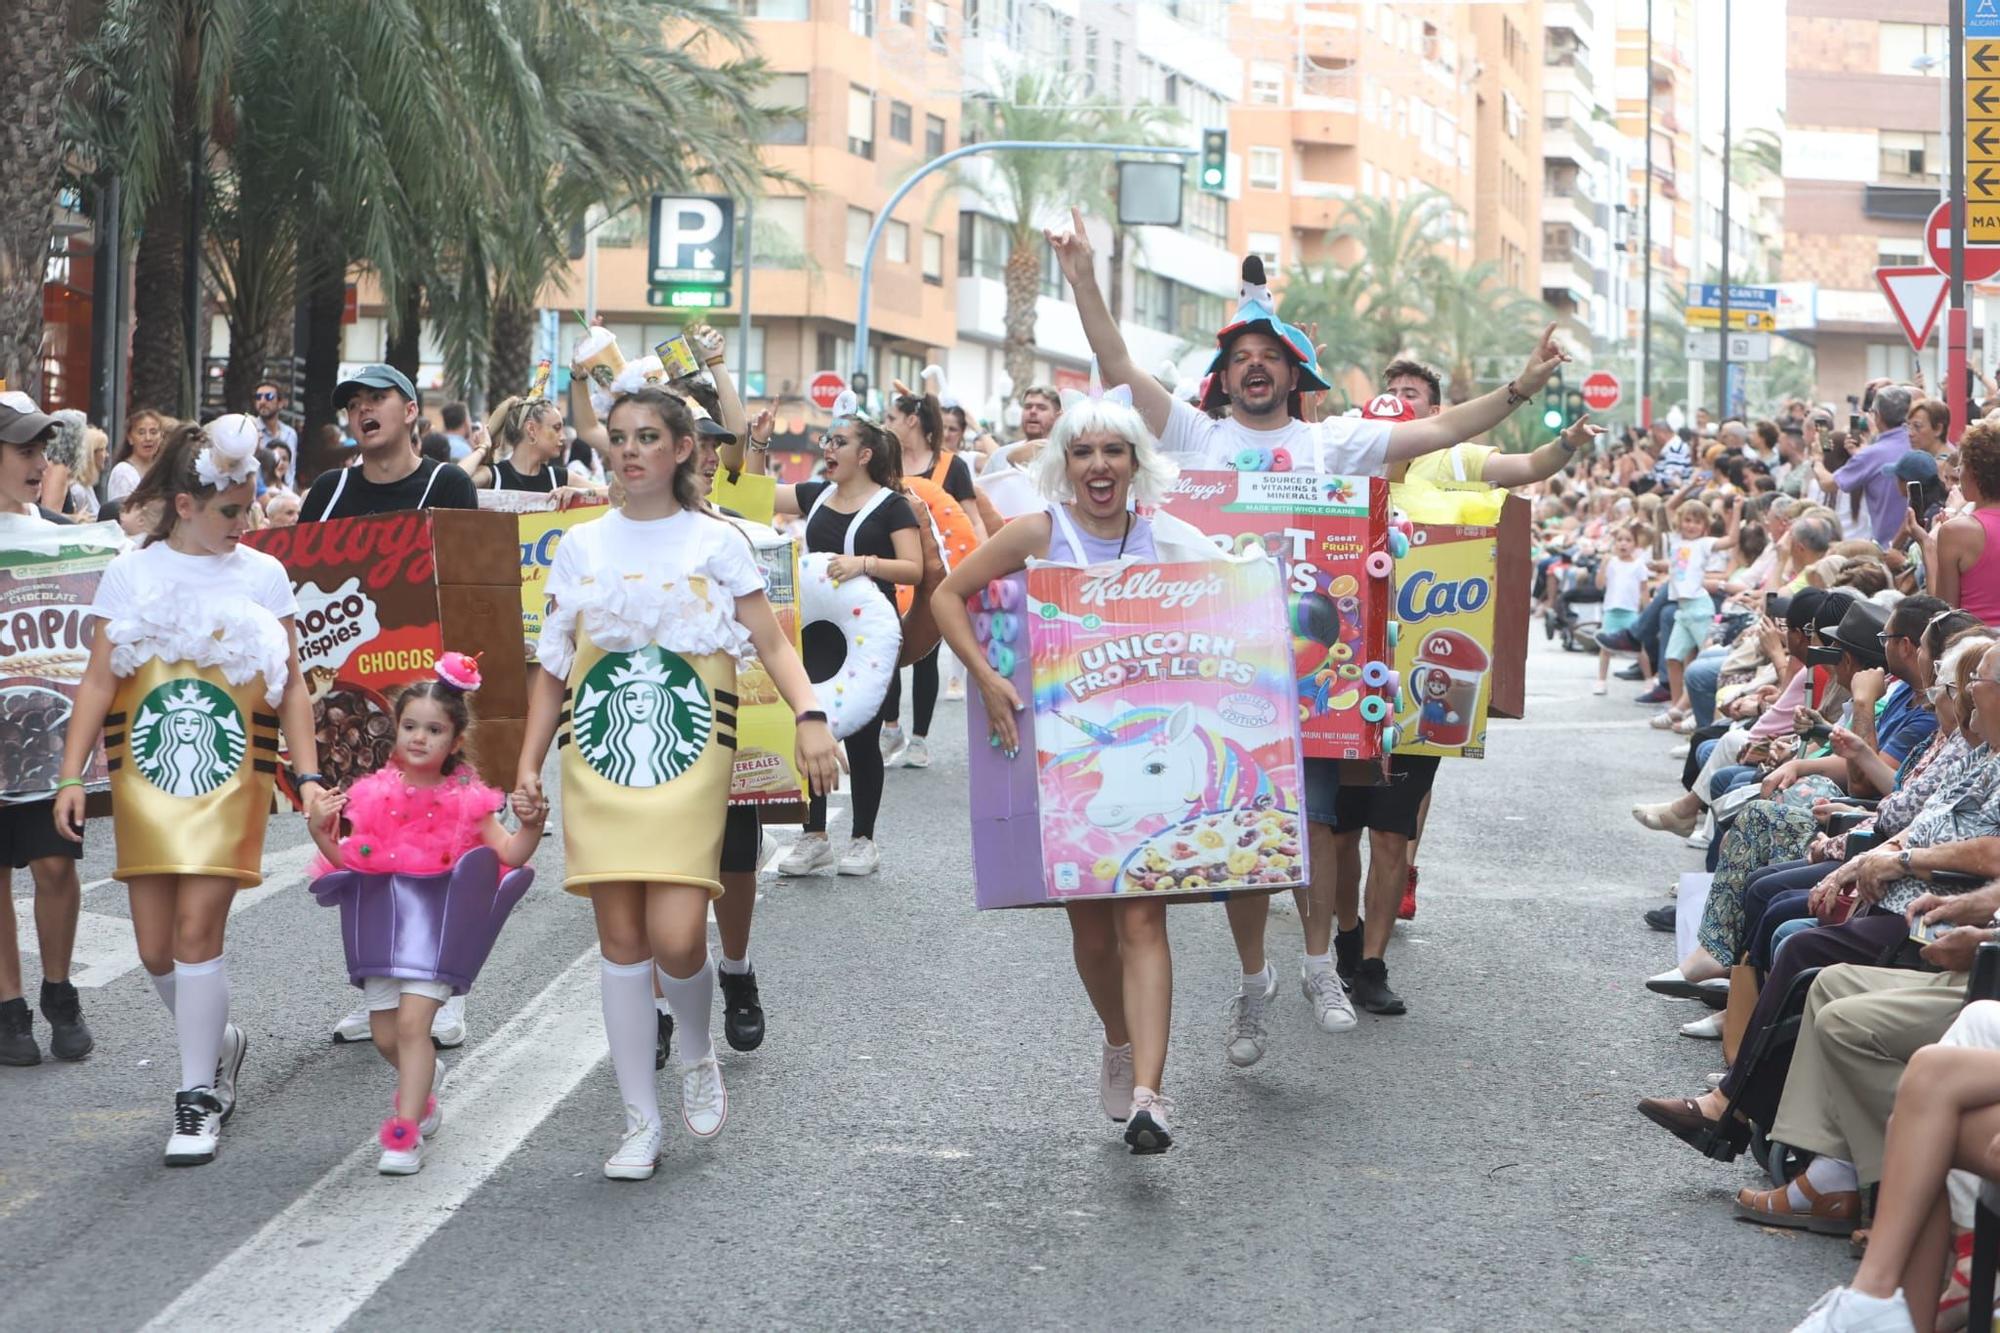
[1542,548,1604,653]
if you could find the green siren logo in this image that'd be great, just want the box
[131,680,247,797]
[572,647,711,788]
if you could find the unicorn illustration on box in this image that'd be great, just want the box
[1049,704,1278,832]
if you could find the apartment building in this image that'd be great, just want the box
[1781,3,1955,398]
[1614,0,1696,346]
[1470,3,1545,295]
[1541,0,1632,356]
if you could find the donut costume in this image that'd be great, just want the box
[537,507,765,897]
[87,538,296,887]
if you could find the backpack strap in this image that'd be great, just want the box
[807,483,893,556]
[415,460,442,508]
[322,465,351,517]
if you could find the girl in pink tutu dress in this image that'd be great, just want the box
[306,653,546,1175]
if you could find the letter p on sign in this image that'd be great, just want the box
[649,195,734,286]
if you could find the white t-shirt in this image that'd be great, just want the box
[1157,398,1392,476]
[1834,492,1874,544]
[1601,554,1648,613]
[105,459,145,502]
[1667,535,1718,602]
[89,540,297,626]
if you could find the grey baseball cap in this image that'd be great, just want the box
[0,391,57,445]
[333,363,420,410]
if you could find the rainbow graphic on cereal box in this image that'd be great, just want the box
[965,557,1308,909]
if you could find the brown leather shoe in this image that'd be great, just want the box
[1637,1095,1721,1151]
[1733,1177,1859,1236]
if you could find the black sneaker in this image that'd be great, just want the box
[1644,904,1677,933]
[1352,958,1407,1015]
[39,979,93,1061]
[0,997,39,1066]
[719,969,765,1052]
[1614,662,1645,681]
[654,1010,674,1071]
[1333,926,1363,992]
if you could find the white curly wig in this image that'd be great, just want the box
[1029,397,1179,508]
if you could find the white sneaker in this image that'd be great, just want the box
[1680,1012,1724,1040]
[1789,1285,1914,1333]
[399,1058,449,1137]
[1648,710,1680,731]
[603,1107,662,1180]
[943,677,966,702]
[1300,963,1358,1033]
[377,1118,425,1175]
[680,1055,728,1138]
[1685,816,1714,851]
[1124,1087,1175,1154]
[837,838,880,876]
[431,994,466,1049]
[777,835,835,876]
[164,1088,223,1166]
[213,1023,248,1122]
[1592,681,1608,695]
[1667,743,1691,760]
[332,1004,374,1043]
[1099,1041,1135,1122]
[902,736,931,769]
[879,723,908,765]
[1224,967,1276,1068]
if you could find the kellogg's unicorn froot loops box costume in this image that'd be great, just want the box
[966,558,1307,909]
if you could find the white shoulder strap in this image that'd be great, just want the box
[323,465,350,517]
[1449,444,1470,483]
[415,461,442,509]
[809,484,893,556]
[1046,501,1090,565]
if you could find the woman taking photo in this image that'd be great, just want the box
[879,391,983,769]
[770,403,922,878]
[105,409,166,502]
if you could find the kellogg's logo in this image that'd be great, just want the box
[1169,478,1229,503]
[249,513,436,592]
[1075,567,1223,613]
[1396,569,1491,624]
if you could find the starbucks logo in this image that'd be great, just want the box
[572,647,711,788]
[130,680,247,798]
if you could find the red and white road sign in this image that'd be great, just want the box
[1580,371,1621,413]
[807,371,847,412]
[1876,266,1951,354]
[1929,200,2000,285]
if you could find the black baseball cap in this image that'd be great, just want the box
[695,418,737,446]
[333,363,420,410]
[0,391,57,445]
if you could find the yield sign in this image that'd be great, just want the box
[1875,266,1949,354]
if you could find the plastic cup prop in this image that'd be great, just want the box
[1406,628,1489,750]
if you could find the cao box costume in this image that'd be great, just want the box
[86,541,298,886]
[537,508,766,897]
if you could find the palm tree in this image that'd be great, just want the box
[0,0,70,396]
[1730,126,1783,189]
[1414,260,1546,404]
[1274,261,1371,398]
[958,70,1179,398]
[1324,191,1462,363]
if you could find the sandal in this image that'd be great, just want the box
[1934,1229,1973,1332]
[1733,1177,1859,1236]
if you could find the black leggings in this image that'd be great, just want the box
[807,711,884,840]
[883,647,940,737]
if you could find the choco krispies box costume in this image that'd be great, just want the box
[965,557,1308,910]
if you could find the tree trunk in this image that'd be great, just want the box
[130,170,190,416]
[385,279,422,385]
[222,307,282,418]
[1001,232,1041,407]
[489,294,535,405]
[296,230,347,480]
[0,0,67,397]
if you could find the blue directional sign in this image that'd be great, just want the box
[1972,0,2000,40]
[1688,283,1778,311]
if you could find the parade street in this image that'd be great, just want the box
[0,636,1848,1331]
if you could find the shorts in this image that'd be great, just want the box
[362,976,454,1011]
[1319,755,1442,838]
[1665,593,1717,661]
[0,800,80,870]
[1600,607,1637,637]
[720,805,761,876]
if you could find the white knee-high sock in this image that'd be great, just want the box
[149,968,177,1016]
[173,957,228,1093]
[657,960,715,1066]
[600,958,661,1127]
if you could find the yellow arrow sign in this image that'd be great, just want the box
[1975,120,2000,164]
[1973,203,2000,244]
[1686,307,1770,331]
[1973,76,2000,120]
[1974,40,2000,79]
[1974,161,2000,202]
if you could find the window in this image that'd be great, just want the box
[1867,341,1918,382]
[1040,241,1063,299]
[817,333,855,379]
[925,113,947,157]
[721,326,766,378]
[1879,130,1941,182]
[845,206,872,267]
[749,198,808,269]
[890,351,925,392]
[1250,61,1284,105]
[1182,185,1227,245]
[1133,271,1226,335]
[755,73,808,145]
[894,0,914,24]
[1880,21,1947,74]
[1502,91,1525,141]
[1248,231,1282,272]
[1877,236,1925,268]
[850,0,874,37]
[714,0,808,15]
[847,85,875,159]
[887,219,910,263]
[1248,147,1283,191]
[927,0,948,51]
[922,230,944,285]
[957,211,1008,281]
[889,100,912,143]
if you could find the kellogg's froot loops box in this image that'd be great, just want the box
[965,557,1308,910]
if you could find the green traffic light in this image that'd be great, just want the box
[1543,409,1564,430]
[1202,168,1222,185]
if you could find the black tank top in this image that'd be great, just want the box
[492,457,556,493]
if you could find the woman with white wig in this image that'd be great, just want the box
[931,389,1267,1155]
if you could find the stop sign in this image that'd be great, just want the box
[808,371,847,411]
[1927,201,2000,285]
[1580,370,1621,413]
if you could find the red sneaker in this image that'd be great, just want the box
[1398,865,1418,921]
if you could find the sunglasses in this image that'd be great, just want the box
[254,391,279,401]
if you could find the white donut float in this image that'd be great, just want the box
[798,552,902,740]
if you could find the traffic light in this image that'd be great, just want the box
[1542,368,1565,431]
[1199,129,1228,193]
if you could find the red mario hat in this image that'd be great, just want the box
[1414,628,1490,673]
[1361,393,1416,423]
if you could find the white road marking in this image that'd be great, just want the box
[142,947,607,1333]
[12,843,322,988]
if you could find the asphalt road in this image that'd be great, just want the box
[1,634,1851,1331]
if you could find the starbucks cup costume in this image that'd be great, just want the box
[536,508,766,898]
[86,541,299,886]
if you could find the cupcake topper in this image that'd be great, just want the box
[435,652,483,693]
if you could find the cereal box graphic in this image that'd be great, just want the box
[1156,470,1393,760]
[965,557,1308,909]
[1386,484,1503,760]
[0,521,125,804]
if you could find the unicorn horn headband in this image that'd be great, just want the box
[1056,359,1134,413]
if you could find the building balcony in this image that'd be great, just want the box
[1543,118,1591,168]
[1863,184,1941,221]
[1541,251,1596,304]
[1291,181,1355,234]
[1544,51,1595,95]
[1300,13,1357,64]
[1292,103,1358,146]
[1545,0,1595,33]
